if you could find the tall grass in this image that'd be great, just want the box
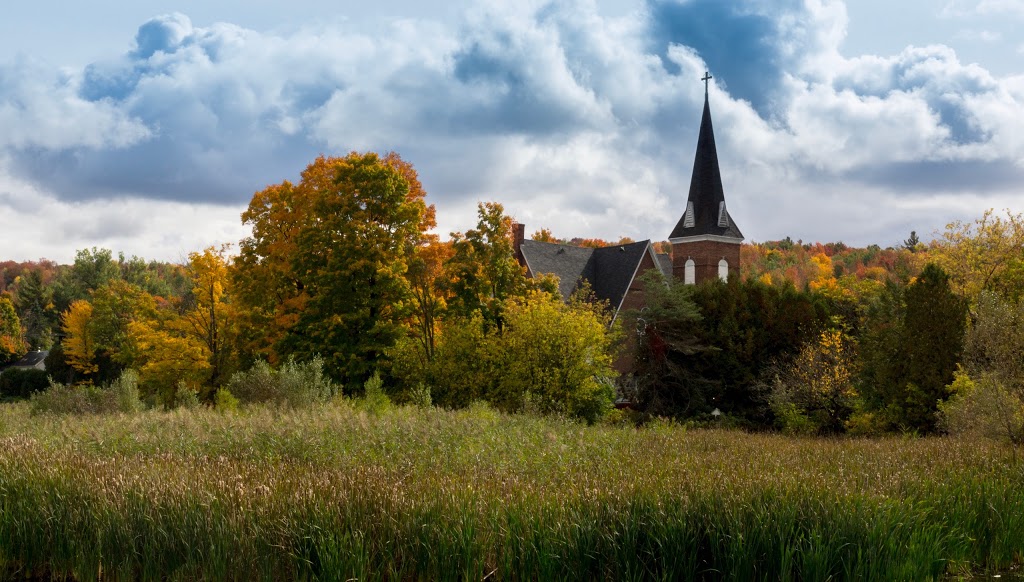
[0,400,1021,580]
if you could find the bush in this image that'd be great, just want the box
[391,291,617,423]
[358,371,392,415]
[940,368,1024,444]
[0,368,50,400]
[29,369,142,415]
[225,356,337,408]
[214,388,239,414]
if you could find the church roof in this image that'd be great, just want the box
[669,88,744,240]
[519,239,654,313]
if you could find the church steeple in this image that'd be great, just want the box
[669,72,744,284]
[669,73,743,240]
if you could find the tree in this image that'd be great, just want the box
[12,269,56,350]
[0,297,25,365]
[88,279,158,369]
[61,300,98,377]
[624,270,709,419]
[903,230,921,252]
[233,152,435,384]
[51,248,120,314]
[182,246,238,387]
[405,237,453,363]
[769,326,859,434]
[128,318,212,401]
[444,202,531,325]
[389,290,617,422]
[941,292,1024,443]
[930,209,1024,301]
[860,265,967,432]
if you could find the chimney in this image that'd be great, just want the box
[512,222,526,267]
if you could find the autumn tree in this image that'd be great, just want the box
[61,300,98,377]
[941,291,1024,443]
[769,326,859,434]
[233,152,435,384]
[0,297,25,365]
[182,246,237,386]
[930,209,1024,301]
[444,202,532,325]
[406,237,453,363]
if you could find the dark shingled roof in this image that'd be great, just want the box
[669,93,744,240]
[520,239,654,312]
[1,350,48,373]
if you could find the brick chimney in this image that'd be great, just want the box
[512,222,526,267]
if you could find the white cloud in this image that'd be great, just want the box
[1,0,1023,261]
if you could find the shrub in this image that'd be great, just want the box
[940,368,1024,444]
[225,356,337,408]
[359,371,392,415]
[214,388,239,413]
[29,369,142,415]
[0,368,50,400]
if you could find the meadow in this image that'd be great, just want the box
[0,400,1021,581]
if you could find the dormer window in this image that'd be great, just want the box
[683,202,695,228]
[718,202,729,227]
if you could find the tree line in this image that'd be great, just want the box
[1,152,1022,436]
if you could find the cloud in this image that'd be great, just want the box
[942,0,1024,18]
[1,0,1023,261]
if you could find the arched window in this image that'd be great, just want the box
[684,259,695,285]
[718,258,729,282]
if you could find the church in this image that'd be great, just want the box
[514,73,743,320]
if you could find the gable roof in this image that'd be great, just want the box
[0,350,48,373]
[520,239,655,312]
[669,92,744,240]
[519,239,593,300]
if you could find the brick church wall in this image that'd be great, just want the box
[672,240,741,283]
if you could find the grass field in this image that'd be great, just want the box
[0,400,1021,580]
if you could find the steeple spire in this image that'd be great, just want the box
[668,72,743,240]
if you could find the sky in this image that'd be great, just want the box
[1,0,1022,263]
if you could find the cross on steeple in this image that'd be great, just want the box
[701,71,712,95]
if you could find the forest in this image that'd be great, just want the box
[2,152,1022,438]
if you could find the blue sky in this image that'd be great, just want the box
[1,0,1022,262]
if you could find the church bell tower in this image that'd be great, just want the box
[670,72,744,284]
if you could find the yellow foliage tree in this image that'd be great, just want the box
[770,326,859,434]
[183,246,237,386]
[61,300,98,377]
[128,318,211,398]
[931,208,1024,301]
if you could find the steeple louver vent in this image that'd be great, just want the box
[718,202,729,228]
[683,202,695,228]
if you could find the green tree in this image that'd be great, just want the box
[444,202,531,325]
[860,264,967,432]
[12,269,56,350]
[51,248,120,314]
[681,277,841,424]
[624,270,710,419]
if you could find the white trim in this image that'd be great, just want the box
[519,246,535,278]
[684,258,695,285]
[670,234,744,244]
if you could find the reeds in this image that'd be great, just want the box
[0,401,1021,580]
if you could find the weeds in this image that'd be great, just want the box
[0,402,1020,580]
